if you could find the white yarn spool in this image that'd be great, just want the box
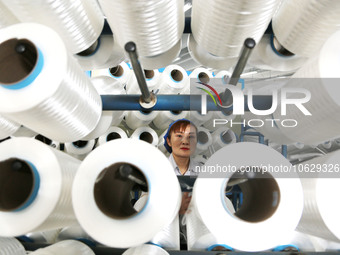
[125,111,158,130]
[151,215,180,249]
[191,0,280,58]
[152,111,188,130]
[186,197,235,250]
[195,127,213,155]
[248,34,307,72]
[187,35,238,70]
[30,240,94,255]
[56,226,94,243]
[72,139,181,248]
[143,69,161,94]
[0,23,102,143]
[211,127,237,152]
[134,196,179,250]
[189,111,214,127]
[189,68,213,84]
[130,126,159,147]
[334,138,340,149]
[0,237,26,255]
[98,126,128,147]
[189,68,214,95]
[193,142,303,251]
[107,62,132,91]
[296,150,340,242]
[0,114,20,140]
[272,0,340,57]
[11,126,37,138]
[215,70,232,85]
[3,0,104,54]
[0,2,19,29]
[0,138,80,236]
[158,65,188,94]
[139,39,182,70]
[26,229,61,244]
[82,76,125,140]
[126,69,161,94]
[98,0,184,57]
[308,235,340,252]
[271,30,340,145]
[122,244,169,255]
[75,35,125,71]
[321,141,332,150]
[65,140,95,157]
[157,129,169,154]
[271,231,316,252]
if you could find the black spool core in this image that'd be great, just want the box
[198,72,210,83]
[94,163,148,219]
[139,132,153,144]
[170,110,182,115]
[0,158,35,211]
[221,131,233,144]
[0,39,38,84]
[198,131,208,144]
[76,40,99,56]
[272,36,295,57]
[171,70,183,82]
[226,171,280,223]
[72,140,88,148]
[144,70,154,79]
[109,65,124,77]
[107,132,122,141]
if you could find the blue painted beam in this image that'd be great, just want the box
[101,95,273,112]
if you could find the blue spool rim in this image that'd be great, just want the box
[14,160,40,212]
[270,34,294,58]
[207,244,234,251]
[146,242,162,248]
[272,244,300,252]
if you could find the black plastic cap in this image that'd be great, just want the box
[125,42,136,53]
[244,38,256,49]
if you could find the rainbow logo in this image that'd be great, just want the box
[196,82,223,106]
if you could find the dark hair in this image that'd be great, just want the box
[168,120,197,139]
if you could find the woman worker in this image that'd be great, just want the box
[163,118,201,176]
[163,118,202,216]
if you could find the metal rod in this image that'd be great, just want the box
[101,94,273,112]
[219,38,256,110]
[124,42,152,103]
[229,38,256,86]
[118,165,147,188]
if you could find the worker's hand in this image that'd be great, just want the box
[179,192,191,215]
